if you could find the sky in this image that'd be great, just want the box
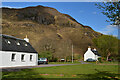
[2,2,118,36]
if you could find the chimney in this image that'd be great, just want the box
[24,35,29,42]
[88,46,91,51]
[93,48,96,51]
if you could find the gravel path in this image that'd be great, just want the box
[1,64,77,72]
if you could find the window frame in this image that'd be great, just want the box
[15,41,21,46]
[30,55,33,61]
[11,53,16,61]
[23,42,28,47]
[5,39,11,45]
[21,54,25,62]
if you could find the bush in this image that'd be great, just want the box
[66,56,72,62]
[38,51,53,62]
[52,58,58,62]
[98,58,102,63]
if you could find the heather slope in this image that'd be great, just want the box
[2,5,102,58]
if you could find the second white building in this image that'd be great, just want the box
[84,47,101,61]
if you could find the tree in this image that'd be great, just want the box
[38,51,53,62]
[95,1,120,25]
[93,35,118,61]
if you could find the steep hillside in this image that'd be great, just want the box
[2,5,102,59]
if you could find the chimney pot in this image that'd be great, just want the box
[93,48,96,51]
[88,46,91,51]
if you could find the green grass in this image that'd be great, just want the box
[100,61,118,64]
[2,63,119,79]
[85,61,118,65]
[49,61,118,65]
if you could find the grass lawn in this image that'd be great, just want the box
[2,63,119,79]
[100,61,118,64]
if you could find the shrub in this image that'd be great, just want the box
[98,58,102,63]
[38,51,53,62]
[52,58,58,62]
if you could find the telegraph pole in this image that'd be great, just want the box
[72,44,73,63]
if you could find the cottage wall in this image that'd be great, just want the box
[0,51,38,68]
[84,50,95,61]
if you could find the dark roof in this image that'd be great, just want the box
[0,34,38,53]
[91,49,101,56]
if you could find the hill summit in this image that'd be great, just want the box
[2,5,102,59]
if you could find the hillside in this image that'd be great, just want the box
[1,5,102,59]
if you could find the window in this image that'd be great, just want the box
[25,43,28,47]
[30,55,33,61]
[23,42,28,47]
[11,54,16,61]
[16,41,20,45]
[5,39,11,44]
[21,54,25,62]
[8,40,11,44]
[16,42,20,45]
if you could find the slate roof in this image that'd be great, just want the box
[91,49,101,56]
[0,34,38,53]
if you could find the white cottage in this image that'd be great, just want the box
[84,47,101,61]
[0,34,38,68]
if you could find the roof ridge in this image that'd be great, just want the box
[1,34,25,41]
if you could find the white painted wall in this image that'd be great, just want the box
[0,51,2,67]
[84,48,99,61]
[0,51,38,68]
[84,51,95,61]
[84,48,101,61]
